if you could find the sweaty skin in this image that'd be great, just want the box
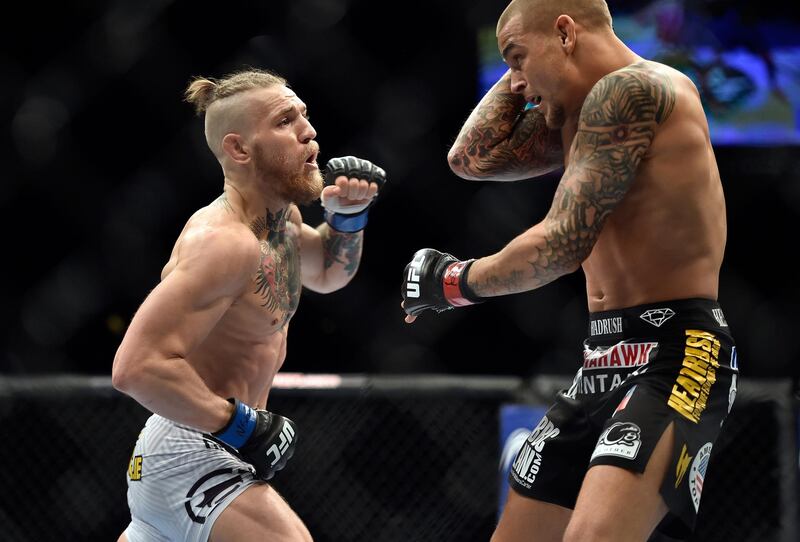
[447,19,725,313]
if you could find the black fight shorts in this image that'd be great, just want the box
[508,298,738,537]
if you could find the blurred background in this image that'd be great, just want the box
[2,0,798,384]
[2,0,799,540]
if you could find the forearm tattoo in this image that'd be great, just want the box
[473,63,676,296]
[321,226,362,276]
[450,76,562,179]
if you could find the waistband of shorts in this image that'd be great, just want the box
[149,413,201,434]
[587,297,729,340]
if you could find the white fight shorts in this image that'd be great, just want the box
[124,414,261,542]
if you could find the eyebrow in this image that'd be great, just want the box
[274,105,295,118]
[274,103,308,119]
[501,42,518,61]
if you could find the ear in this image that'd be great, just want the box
[555,14,577,54]
[221,133,250,164]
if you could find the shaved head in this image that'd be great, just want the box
[203,90,268,159]
[184,69,288,159]
[497,0,612,36]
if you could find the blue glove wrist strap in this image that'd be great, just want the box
[213,399,257,449]
[324,209,369,232]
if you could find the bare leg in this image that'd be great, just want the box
[563,423,674,542]
[116,533,128,542]
[491,488,573,542]
[210,483,312,542]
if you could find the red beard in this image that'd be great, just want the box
[253,143,323,205]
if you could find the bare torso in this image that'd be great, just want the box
[161,200,302,408]
[572,62,726,311]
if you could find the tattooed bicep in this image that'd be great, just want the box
[577,64,675,151]
[548,65,676,226]
[542,64,676,265]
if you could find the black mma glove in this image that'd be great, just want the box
[212,398,297,481]
[321,156,387,232]
[401,248,483,317]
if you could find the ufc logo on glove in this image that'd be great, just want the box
[267,422,296,467]
[405,253,426,298]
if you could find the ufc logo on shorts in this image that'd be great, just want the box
[266,423,296,466]
[406,253,425,298]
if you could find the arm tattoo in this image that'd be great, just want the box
[321,227,362,276]
[472,63,676,296]
[450,74,563,180]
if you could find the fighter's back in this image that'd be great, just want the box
[582,61,727,312]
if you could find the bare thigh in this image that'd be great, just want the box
[563,423,674,542]
[491,488,573,542]
[210,483,312,542]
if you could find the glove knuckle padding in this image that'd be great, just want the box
[325,156,386,189]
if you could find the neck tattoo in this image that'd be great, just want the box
[250,207,287,244]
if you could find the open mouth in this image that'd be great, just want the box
[304,151,318,166]
[526,95,542,108]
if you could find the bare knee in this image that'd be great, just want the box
[117,532,128,542]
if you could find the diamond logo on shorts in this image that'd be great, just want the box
[640,308,675,327]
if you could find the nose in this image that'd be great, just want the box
[509,70,527,95]
[299,117,316,144]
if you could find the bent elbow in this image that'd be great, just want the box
[447,147,480,181]
[111,352,141,394]
[111,359,130,393]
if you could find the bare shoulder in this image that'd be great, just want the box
[581,61,677,130]
[173,202,260,289]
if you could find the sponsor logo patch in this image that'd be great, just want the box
[613,385,637,416]
[590,316,623,336]
[667,329,721,423]
[591,422,642,461]
[127,454,143,481]
[712,308,728,327]
[640,308,676,327]
[185,468,250,524]
[675,443,693,488]
[727,374,738,415]
[583,342,657,371]
[511,417,560,488]
[689,443,713,512]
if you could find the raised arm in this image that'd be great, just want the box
[297,211,364,294]
[447,69,564,181]
[468,65,676,295]
[402,65,676,319]
[300,156,385,293]
[111,226,255,431]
